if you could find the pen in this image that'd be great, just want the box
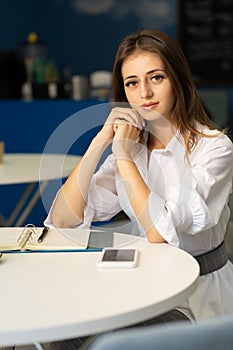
[37,227,50,243]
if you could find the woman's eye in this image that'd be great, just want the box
[151,75,164,82]
[125,80,137,87]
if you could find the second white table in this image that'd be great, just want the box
[0,153,81,226]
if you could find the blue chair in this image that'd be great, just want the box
[88,315,233,350]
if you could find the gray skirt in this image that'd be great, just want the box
[48,309,190,350]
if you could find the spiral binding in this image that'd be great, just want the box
[17,224,37,251]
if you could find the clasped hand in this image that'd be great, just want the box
[104,107,144,158]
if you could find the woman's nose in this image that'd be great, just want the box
[140,82,154,99]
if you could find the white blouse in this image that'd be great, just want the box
[46,123,233,321]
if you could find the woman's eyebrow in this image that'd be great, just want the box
[123,74,137,81]
[147,68,165,75]
[123,68,165,81]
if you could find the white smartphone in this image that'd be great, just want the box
[98,248,138,268]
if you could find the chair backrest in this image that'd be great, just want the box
[88,315,233,350]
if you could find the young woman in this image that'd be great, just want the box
[45,29,233,324]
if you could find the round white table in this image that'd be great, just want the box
[0,233,200,346]
[0,153,81,226]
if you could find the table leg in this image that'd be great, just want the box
[14,180,49,226]
[34,342,45,350]
[6,182,36,226]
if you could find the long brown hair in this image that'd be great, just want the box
[112,29,220,153]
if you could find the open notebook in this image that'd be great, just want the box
[0,227,141,253]
[0,227,91,252]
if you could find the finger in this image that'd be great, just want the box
[113,123,118,133]
[114,117,139,130]
[114,109,143,130]
[108,108,144,130]
[114,122,141,141]
[130,108,145,128]
[119,108,144,130]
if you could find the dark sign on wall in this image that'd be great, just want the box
[178,0,233,85]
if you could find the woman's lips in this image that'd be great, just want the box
[141,102,159,110]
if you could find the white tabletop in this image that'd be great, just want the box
[0,153,81,184]
[0,231,199,346]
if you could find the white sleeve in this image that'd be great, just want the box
[188,135,233,232]
[148,134,233,246]
[81,154,122,224]
[44,190,60,228]
[44,154,122,228]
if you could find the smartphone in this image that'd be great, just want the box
[98,248,138,268]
